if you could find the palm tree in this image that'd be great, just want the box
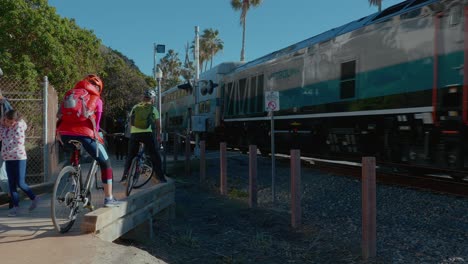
[369,0,382,12]
[230,0,262,62]
[200,28,224,70]
[159,49,182,90]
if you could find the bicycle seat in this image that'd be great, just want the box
[68,140,82,149]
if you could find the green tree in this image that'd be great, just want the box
[100,47,154,121]
[369,0,382,12]
[230,0,262,62]
[159,49,182,90]
[0,0,103,93]
[200,28,224,70]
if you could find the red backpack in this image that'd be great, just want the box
[59,88,97,122]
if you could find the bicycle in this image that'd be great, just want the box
[125,141,154,196]
[51,140,103,233]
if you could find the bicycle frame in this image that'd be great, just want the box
[69,141,100,205]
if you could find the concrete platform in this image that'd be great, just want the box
[0,158,169,264]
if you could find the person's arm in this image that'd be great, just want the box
[95,99,103,132]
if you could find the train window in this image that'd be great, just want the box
[226,82,234,116]
[249,77,256,113]
[340,61,356,99]
[449,6,461,26]
[341,60,356,80]
[257,75,264,112]
[239,78,247,114]
[407,0,428,8]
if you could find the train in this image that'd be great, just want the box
[162,0,468,179]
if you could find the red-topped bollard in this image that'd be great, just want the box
[220,142,227,195]
[290,149,301,228]
[362,157,376,259]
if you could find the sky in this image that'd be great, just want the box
[47,0,404,77]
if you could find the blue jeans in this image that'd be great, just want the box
[6,160,35,207]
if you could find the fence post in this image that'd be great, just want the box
[362,157,376,260]
[220,142,227,195]
[42,76,49,183]
[200,140,206,182]
[249,145,257,208]
[185,133,191,176]
[290,149,301,228]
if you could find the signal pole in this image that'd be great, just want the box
[194,26,200,157]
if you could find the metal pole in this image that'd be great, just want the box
[194,26,200,157]
[270,110,276,203]
[157,72,162,135]
[43,76,49,182]
[153,43,157,80]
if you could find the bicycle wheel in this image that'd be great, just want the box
[126,156,139,196]
[133,155,153,189]
[51,166,81,233]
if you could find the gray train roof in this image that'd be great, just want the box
[231,0,440,73]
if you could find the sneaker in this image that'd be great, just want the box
[29,196,40,211]
[8,207,18,217]
[104,197,122,208]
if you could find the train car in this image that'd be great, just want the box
[161,62,244,144]
[161,84,193,139]
[217,0,467,178]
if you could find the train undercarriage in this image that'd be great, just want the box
[219,112,468,180]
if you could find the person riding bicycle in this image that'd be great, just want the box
[56,74,121,207]
[120,89,166,184]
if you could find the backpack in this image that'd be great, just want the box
[59,88,98,123]
[130,103,155,129]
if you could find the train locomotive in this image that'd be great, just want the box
[162,0,468,179]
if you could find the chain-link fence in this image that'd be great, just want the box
[0,75,59,185]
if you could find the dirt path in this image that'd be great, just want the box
[116,172,319,264]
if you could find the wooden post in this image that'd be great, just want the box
[220,142,227,195]
[185,134,191,176]
[362,157,376,259]
[200,140,206,182]
[249,145,257,208]
[290,149,301,228]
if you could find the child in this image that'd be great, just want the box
[0,109,39,216]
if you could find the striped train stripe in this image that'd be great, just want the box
[224,106,433,122]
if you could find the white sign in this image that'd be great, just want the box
[265,91,280,112]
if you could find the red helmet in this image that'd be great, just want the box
[84,74,103,94]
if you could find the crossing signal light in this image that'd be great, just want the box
[177,80,193,92]
[200,80,219,95]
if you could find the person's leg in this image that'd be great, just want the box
[81,137,121,207]
[5,160,20,208]
[14,160,39,211]
[141,133,165,182]
[15,160,36,200]
[121,134,140,181]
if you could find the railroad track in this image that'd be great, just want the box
[302,157,468,197]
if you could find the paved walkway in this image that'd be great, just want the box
[0,158,167,264]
